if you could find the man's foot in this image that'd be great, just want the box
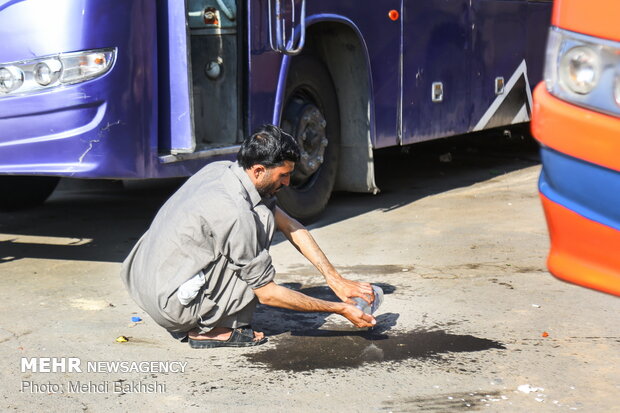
[187,326,267,348]
[188,327,265,342]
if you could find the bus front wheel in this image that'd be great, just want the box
[0,176,60,211]
[277,55,340,221]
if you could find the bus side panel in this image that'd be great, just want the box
[470,0,529,131]
[0,0,157,178]
[525,1,552,104]
[315,0,401,149]
[337,1,402,148]
[401,0,471,144]
[247,0,401,149]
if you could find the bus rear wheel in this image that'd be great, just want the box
[0,176,60,211]
[277,55,340,221]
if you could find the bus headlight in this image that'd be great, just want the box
[0,66,24,93]
[559,46,600,95]
[59,51,114,84]
[544,27,620,117]
[34,60,62,86]
[0,48,116,98]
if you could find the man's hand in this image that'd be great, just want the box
[340,303,377,328]
[254,281,376,328]
[274,207,376,305]
[327,276,375,305]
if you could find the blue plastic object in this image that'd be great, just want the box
[352,285,384,315]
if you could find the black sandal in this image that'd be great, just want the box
[188,326,267,349]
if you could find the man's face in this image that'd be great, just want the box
[255,161,295,197]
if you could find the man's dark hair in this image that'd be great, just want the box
[237,124,300,169]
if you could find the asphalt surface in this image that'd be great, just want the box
[1,131,619,412]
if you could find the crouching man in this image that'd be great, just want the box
[121,124,376,348]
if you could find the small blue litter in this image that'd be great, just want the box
[131,316,142,322]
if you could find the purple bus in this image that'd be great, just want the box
[0,0,552,219]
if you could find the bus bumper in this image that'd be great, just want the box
[533,84,620,296]
[539,150,620,296]
[0,83,125,177]
[0,0,157,179]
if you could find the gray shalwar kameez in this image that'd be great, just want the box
[120,161,276,339]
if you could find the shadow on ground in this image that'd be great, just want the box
[252,282,397,336]
[0,129,539,264]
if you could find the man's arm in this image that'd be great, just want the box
[254,281,376,328]
[274,206,374,304]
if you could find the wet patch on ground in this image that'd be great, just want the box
[246,328,505,371]
[381,390,505,412]
[415,263,546,279]
[339,264,415,275]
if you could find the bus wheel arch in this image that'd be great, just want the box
[277,55,341,221]
[276,21,378,220]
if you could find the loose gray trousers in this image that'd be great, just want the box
[120,161,277,339]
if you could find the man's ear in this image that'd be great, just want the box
[252,164,266,179]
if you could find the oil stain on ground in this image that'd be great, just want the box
[246,328,505,371]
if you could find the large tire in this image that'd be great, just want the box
[277,55,340,221]
[0,176,60,211]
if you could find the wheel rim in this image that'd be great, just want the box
[283,95,328,187]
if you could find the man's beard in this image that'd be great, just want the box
[256,179,281,198]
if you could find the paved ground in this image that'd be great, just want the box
[1,132,619,412]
